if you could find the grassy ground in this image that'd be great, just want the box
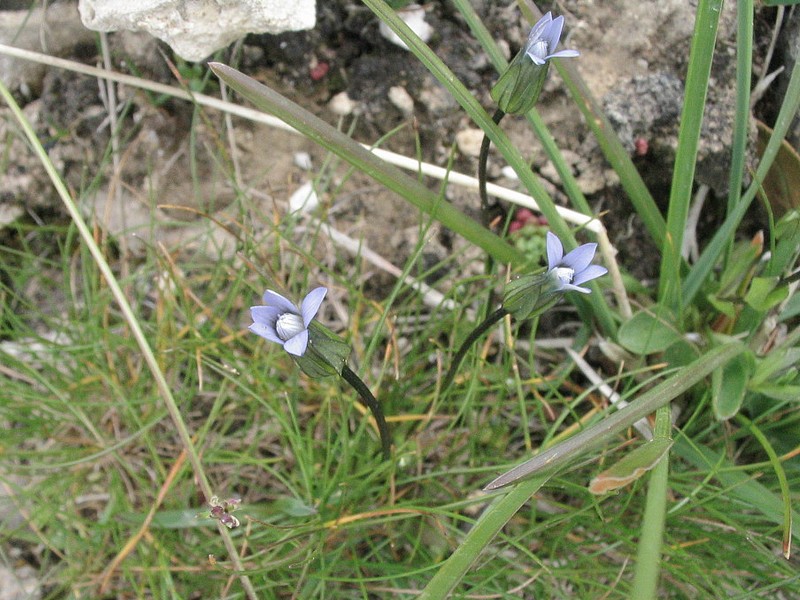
[2,1,800,598]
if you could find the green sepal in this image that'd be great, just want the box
[490,52,550,115]
[502,271,557,320]
[291,321,351,379]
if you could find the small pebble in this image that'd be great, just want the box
[455,128,484,158]
[328,91,356,116]
[293,152,313,170]
[379,5,432,50]
[388,86,415,115]
[289,181,319,213]
[500,165,518,180]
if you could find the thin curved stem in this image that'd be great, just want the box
[341,365,392,459]
[441,307,509,393]
[479,108,507,217]
[478,109,508,320]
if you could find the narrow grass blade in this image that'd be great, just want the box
[209,63,522,267]
[736,415,794,558]
[726,0,754,217]
[672,436,800,545]
[659,0,723,314]
[484,341,746,489]
[683,51,800,304]
[417,473,550,600]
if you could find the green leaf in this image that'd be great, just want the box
[589,438,673,494]
[706,294,737,318]
[744,276,789,312]
[750,383,800,402]
[618,306,683,355]
[274,497,318,518]
[712,351,754,420]
[779,291,800,322]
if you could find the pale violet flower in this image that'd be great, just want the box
[546,231,607,294]
[249,287,327,356]
[524,12,580,65]
[491,12,579,115]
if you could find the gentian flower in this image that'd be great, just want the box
[491,12,579,115]
[503,231,607,320]
[248,287,390,457]
[249,287,327,357]
[545,231,607,294]
[523,12,580,65]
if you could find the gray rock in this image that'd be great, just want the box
[0,3,95,96]
[78,0,317,62]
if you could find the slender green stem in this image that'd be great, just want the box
[477,109,508,321]
[441,307,509,393]
[478,108,507,216]
[341,365,392,459]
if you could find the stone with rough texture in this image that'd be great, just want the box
[0,3,94,96]
[78,0,316,61]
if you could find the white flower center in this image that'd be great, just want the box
[276,313,304,341]
[553,266,575,285]
[528,40,549,62]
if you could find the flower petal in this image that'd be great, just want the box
[561,243,597,273]
[572,264,608,286]
[262,290,298,314]
[561,283,592,294]
[300,286,327,327]
[526,12,553,48]
[546,231,564,270]
[544,15,565,54]
[546,49,580,60]
[250,305,282,326]
[248,321,283,344]
[283,329,309,356]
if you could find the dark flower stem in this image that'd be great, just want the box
[441,307,509,393]
[341,365,391,459]
[478,108,507,216]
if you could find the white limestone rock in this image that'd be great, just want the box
[378,4,432,51]
[78,0,316,62]
[0,3,94,96]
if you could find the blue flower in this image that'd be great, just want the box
[524,12,580,66]
[490,12,579,115]
[546,232,607,294]
[249,287,327,356]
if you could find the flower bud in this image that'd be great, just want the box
[502,271,558,320]
[490,13,579,115]
[291,321,351,379]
